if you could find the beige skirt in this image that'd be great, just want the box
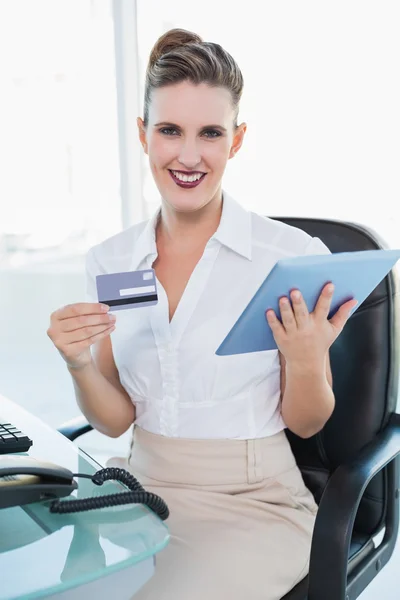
[127,426,318,600]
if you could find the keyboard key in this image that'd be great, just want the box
[0,421,33,454]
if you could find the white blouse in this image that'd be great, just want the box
[85,192,330,439]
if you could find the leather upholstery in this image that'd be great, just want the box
[271,217,400,537]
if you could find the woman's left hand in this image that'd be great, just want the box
[265,283,358,366]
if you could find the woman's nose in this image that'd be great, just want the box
[177,139,201,169]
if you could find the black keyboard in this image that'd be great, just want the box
[0,422,33,454]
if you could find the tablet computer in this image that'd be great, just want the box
[215,248,400,356]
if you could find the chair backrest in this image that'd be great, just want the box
[272,217,400,537]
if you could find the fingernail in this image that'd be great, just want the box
[327,284,334,293]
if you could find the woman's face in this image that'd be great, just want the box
[137,81,246,213]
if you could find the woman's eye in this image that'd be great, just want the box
[160,128,179,136]
[202,130,221,139]
[159,128,221,138]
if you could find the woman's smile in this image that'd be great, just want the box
[168,169,207,189]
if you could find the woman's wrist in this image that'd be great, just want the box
[67,360,94,376]
[284,356,327,379]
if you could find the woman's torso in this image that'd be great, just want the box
[85,192,330,439]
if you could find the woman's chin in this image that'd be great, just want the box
[165,198,205,213]
[160,186,212,213]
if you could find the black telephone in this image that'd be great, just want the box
[0,455,76,509]
[0,455,169,519]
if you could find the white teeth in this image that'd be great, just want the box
[171,170,203,183]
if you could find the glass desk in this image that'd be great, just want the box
[0,394,170,599]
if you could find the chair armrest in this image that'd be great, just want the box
[308,413,400,600]
[57,415,94,441]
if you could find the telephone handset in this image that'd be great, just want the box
[0,455,76,508]
[0,455,169,520]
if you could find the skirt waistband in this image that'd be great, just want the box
[128,426,297,486]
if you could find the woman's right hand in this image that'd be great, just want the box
[47,303,116,370]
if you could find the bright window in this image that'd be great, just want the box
[0,0,121,268]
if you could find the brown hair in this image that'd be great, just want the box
[143,28,244,127]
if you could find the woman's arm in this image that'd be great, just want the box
[279,352,334,438]
[266,283,357,439]
[68,336,135,438]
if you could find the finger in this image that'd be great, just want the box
[53,303,109,322]
[66,323,116,351]
[279,296,297,332]
[63,322,116,345]
[61,312,116,334]
[329,299,358,331]
[266,309,285,341]
[314,283,334,320]
[290,289,310,329]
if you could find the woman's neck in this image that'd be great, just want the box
[157,193,223,253]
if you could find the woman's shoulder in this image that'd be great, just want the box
[249,209,330,257]
[85,219,149,273]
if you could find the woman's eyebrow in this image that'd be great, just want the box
[154,121,227,132]
[154,121,181,129]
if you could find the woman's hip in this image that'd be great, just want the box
[128,426,314,505]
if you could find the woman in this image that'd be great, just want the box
[47,28,357,599]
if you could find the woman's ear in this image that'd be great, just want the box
[137,117,148,154]
[229,122,247,159]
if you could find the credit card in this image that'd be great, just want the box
[95,268,158,311]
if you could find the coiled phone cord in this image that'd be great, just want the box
[49,467,169,520]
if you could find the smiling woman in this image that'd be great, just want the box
[138,81,243,206]
[57,27,353,600]
[155,112,228,189]
[125,28,331,600]
[136,28,246,215]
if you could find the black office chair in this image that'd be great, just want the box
[58,217,400,600]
